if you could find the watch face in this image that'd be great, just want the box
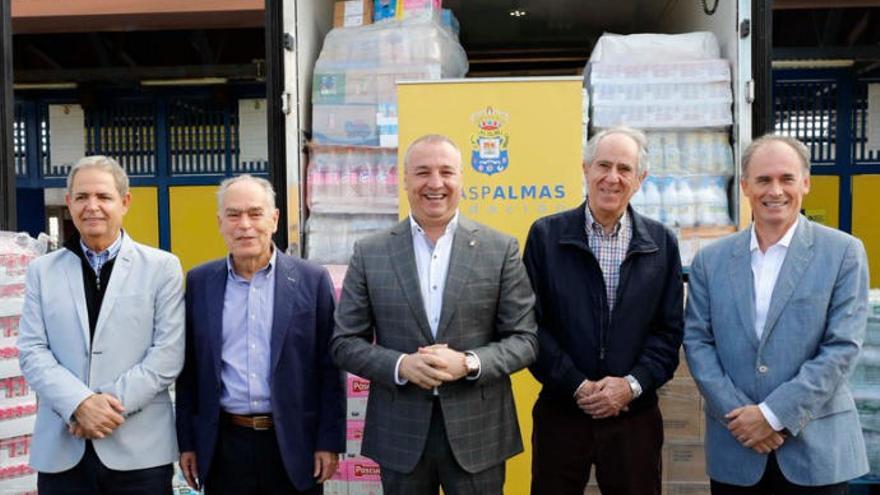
[466,354,479,372]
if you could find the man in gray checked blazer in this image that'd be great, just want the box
[331,134,538,495]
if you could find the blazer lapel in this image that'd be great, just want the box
[728,229,759,350]
[435,220,478,342]
[389,220,433,343]
[63,252,91,350]
[92,236,134,344]
[207,261,228,384]
[270,254,296,373]
[760,218,813,345]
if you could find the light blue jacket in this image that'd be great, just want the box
[684,216,869,486]
[18,234,184,472]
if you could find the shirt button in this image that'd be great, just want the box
[251,315,256,320]
[251,344,256,349]
[432,285,437,290]
[757,365,769,374]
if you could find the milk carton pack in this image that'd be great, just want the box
[347,373,370,420]
[347,456,382,495]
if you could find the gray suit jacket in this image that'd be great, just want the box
[331,216,538,474]
[684,216,869,486]
[18,234,185,472]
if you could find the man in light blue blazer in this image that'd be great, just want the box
[18,156,185,494]
[684,134,869,495]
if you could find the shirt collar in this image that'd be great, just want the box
[585,204,627,236]
[409,211,460,239]
[227,245,277,280]
[80,230,124,260]
[750,217,800,253]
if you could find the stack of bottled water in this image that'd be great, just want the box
[628,131,734,229]
[306,13,468,264]
[586,32,737,265]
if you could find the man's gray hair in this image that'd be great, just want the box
[741,133,811,178]
[216,174,277,212]
[584,126,649,174]
[403,134,462,169]
[66,155,129,197]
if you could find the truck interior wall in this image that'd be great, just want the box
[284,0,333,252]
[658,0,752,226]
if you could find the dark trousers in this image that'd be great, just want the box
[531,396,663,495]
[710,453,849,495]
[206,418,321,495]
[37,440,172,495]
[380,400,505,495]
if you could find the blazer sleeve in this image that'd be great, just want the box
[315,269,346,453]
[762,237,869,435]
[629,232,684,394]
[683,249,754,422]
[17,262,93,424]
[175,270,198,453]
[523,223,587,396]
[468,236,538,383]
[331,241,407,387]
[96,254,186,415]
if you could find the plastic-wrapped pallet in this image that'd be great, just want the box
[305,213,397,265]
[312,15,468,146]
[585,32,737,266]
[0,232,48,495]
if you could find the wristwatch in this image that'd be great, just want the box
[464,352,480,378]
[624,374,642,399]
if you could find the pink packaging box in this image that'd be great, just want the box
[347,374,370,398]
[346,456,382,495]
[323,458,349,495]
[346,420,365,455]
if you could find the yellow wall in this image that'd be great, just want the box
[124,187,159,247]
[852,175,880,288]
[169,185,228,272]
[803,176,840,229]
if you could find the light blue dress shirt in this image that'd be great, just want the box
[220,249,277,414]
[80,231,124,275]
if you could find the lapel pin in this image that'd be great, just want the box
[287,276,295,282]
[469,240,476,247]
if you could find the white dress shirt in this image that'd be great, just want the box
[394,213,458,385]
[750,218,799,431]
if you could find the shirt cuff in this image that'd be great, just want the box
[394,354,408,385]
[465,351,481,380]
[758,402,784,431]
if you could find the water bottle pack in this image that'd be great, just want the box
[305,213,399,265]
[632,176,731,229]
[307,145,399,215]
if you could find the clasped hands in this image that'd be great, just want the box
[68,393,126,439]
[725,405,786,454]
[399,344,468,390]
[575,377,634,419]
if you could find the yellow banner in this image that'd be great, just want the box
[397,77,584,494]
[397,77,585,246]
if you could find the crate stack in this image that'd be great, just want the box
[307,4,467,264]
[0,232,48,495]
[586,32,737,267]
[852,289,880,483]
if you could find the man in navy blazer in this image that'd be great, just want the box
[684,134,869,494]
[175,175,345,495]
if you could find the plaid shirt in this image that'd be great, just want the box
[585,205,631,312]
[80,231,124,275]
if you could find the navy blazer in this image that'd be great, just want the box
[175,252,345,491]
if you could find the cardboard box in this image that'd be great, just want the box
[346,419,365,455]
[658,378,703,442]
[334,0,374,28]
[347,456,382,495]
[664,482,711,495]
[675,348,691,378]
[664,442,707,482]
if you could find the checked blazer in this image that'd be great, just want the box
[331,216,538,474]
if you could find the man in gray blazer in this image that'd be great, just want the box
[331,134,538,494]
[684,134,869,494]
[18,156,185,494]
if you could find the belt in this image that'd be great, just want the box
[222,412,273,431]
